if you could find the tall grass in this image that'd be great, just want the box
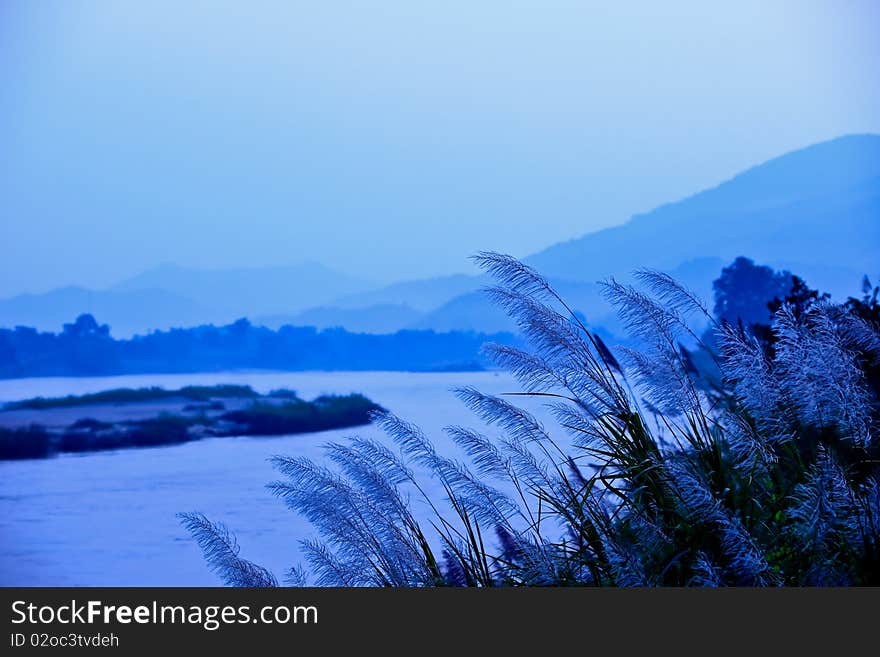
[182,253,879,586]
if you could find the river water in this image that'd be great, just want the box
[0,371,525,586]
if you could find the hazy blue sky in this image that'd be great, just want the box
[1,1,878,296]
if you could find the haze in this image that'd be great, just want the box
[1,1,879,297]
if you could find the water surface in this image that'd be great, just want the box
[0,371,522,586]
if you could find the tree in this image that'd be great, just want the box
[767,275,831,317]
[845,275,880,325]
[62,313,111,339]
[712,257,794,327]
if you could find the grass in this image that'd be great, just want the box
[181,253,880,587]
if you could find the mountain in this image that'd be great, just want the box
[330,274,481,312]
[0,287,212,337]
[0,262,379,337]
[114,262,375,317]
[525,134,880,299]
[410,279,602,334]
[415,259,725,334]
[257,304,423,333]
[4,135,876,338]
[410,135,879,334]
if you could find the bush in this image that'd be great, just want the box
[182,401,226,412]
[126,416,193,447]
[220,395,384,436]
[59,428,129,453]
[60,415,193,452]
[69,417,112,430]
[6,385,258,410]
[182,254,880,587]
[0,425,53,460]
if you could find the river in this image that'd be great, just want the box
[0,371,526,586]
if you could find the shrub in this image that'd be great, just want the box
[6,385,258,410]
[182,401,226,412]
[182,253,880,586]
[125,416,193,447]
[220,395,384,436]
[69,418,112,431]
[0,425,53,460]
[60,415,193,452]
[59,428,129,453]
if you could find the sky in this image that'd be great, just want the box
[1,1,879,297]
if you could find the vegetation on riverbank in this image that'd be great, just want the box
[4,384,260,410]
[0,386,383,460]
[0,316,510,378]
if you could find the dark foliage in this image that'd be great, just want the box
[0,316,517,379]
[1,391,382,459]
[58,415,193,453]
[713,257,796,327]
[6,385,258,410]
[221,395,385,436]
[0,425,53,460]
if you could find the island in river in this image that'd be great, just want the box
[0,384,383,460]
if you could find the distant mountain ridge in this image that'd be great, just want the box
[257,304,422,333]
[114,262,376,316]
[1,134,876,337]
[0,262,379,337]
[525,134,880,289]
[0,286,214,338]
[398,134,879,333]
[407,135,879,333]
[329,274,481,312]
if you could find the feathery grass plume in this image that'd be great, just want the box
[268,449,439,586]
[481,342,568,393]
[472,251,566,309]
[182,254,880,586]
[299,538,358,587]
[591,332,622,374]
[441,548,468,586]
[446,425,515,481]
[484,287,595,371]
[786,449,858,585]
[455,387,558,449]
[601,279,710,429]
[722,411,777,479]
[773,303,874,447]
[717,515,778,586]
[177,513,277,587]
[689,551,725,587]
[284,565,308,587]
[633,269,715,327]
[600,277,686,347]
[717,321,789,435]
[602,532,656,587]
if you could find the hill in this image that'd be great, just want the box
[2,135,876,337]
[525,134,879,297]
[257,303,422,333]
[0,287,213,338]
[114,262,375,317]
[413,135,879,333]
